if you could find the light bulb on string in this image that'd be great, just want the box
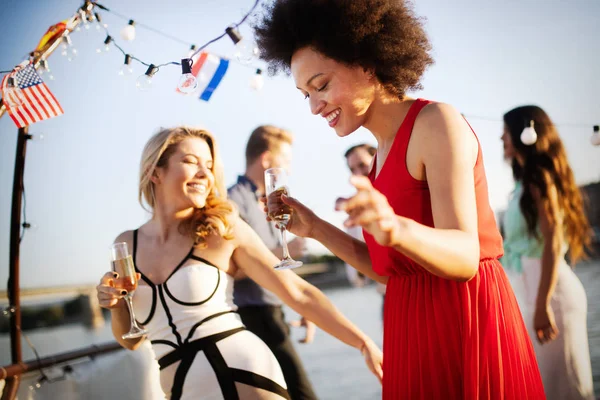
[75,10,87,32]
[186,44,197,59]
[60,36,77,61]
[136,64,158,91]
[96,35,113,53]
[120,20,136,41]
[249,69,264,91]
[119,55,134,77]
[2,76,26,108]
[520,120,537,145]
[591,125,600,146]
[94,13,107,30]
[177,58,198,94]
[225,26,259,64]
[38,59,54,81]
[84,13,94,29]
[22,222,39,232]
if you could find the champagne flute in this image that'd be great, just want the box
[265,168,303,270]
[110,242,148,339]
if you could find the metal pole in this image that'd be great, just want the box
[2,126,29,400]
[0,342,122,380]
[0,7,86,398]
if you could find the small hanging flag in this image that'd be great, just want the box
[1,64,64,128]
[176,51,229,101]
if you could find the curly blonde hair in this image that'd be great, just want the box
[139,127,236,247]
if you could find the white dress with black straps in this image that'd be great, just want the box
[131,230,290,400]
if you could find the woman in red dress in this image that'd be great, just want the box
[255,0,545,398]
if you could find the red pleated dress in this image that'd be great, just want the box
[363,99,545,399]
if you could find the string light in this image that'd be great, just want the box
[38,59,54,81]
[249,68,264,91]
[177,58,198,94]
[60,36,77,62]
[118,54,134,77]
[136,64,158,91]
[96,35,113,53]
[591,125,600,146]
[186,44,197,59]
[120,20,136,41]
[520,120,537,145]
[225,26,259,64]
[94,12,107,30]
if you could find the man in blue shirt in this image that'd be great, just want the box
[228,125,317,400]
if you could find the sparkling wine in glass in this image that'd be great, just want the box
[265,168,303,270]
[110,242,148,339]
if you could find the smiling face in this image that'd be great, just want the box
[291,47,376,137]
[154,137,215,210]
[347,146,374,177]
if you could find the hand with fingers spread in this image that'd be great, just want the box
[336,175,401,248]
[289,316,316,344]
[534,304,559,345]
[96,271,141,309]
[261,194,318,238]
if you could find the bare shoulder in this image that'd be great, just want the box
[415,102,478,163]
[113,229,138,253]
[230,215,252,245]
[114,230,134,244]
[416,102,467,136]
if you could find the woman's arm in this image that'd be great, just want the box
[231,218,383,380]
[339,103,481,282]
[277,196,387,284]
[532,182,562,342]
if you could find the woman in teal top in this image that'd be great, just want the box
[501,105,594,400]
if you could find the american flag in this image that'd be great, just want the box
[1,63,64,128]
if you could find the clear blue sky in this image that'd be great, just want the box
[1,0,598,289]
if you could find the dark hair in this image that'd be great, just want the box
[503,105,591,264]
[245,125,294,166]
[254,0,434,98]
[344,143,376,159]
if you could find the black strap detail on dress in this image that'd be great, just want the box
[163,245,195,283]
[158,327,245,370]
[133,229,156,325]
[231,368,291,399]
[185,310,235,343]
[151,339,178,350]
[158,327,290,400]
[169,350,198,400]
[163,263,221,306]
[189,254,220,268]
[158,285,183,346]
[204,344,239,399]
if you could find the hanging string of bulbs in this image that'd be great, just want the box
[0,1,597,144]
[1,0,264,100]
[86,0,263,93]
[463,114,600,147]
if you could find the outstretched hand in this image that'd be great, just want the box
[336,175,401,247]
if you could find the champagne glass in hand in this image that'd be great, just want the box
[110,242,148,339]
[265,168,303,270]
